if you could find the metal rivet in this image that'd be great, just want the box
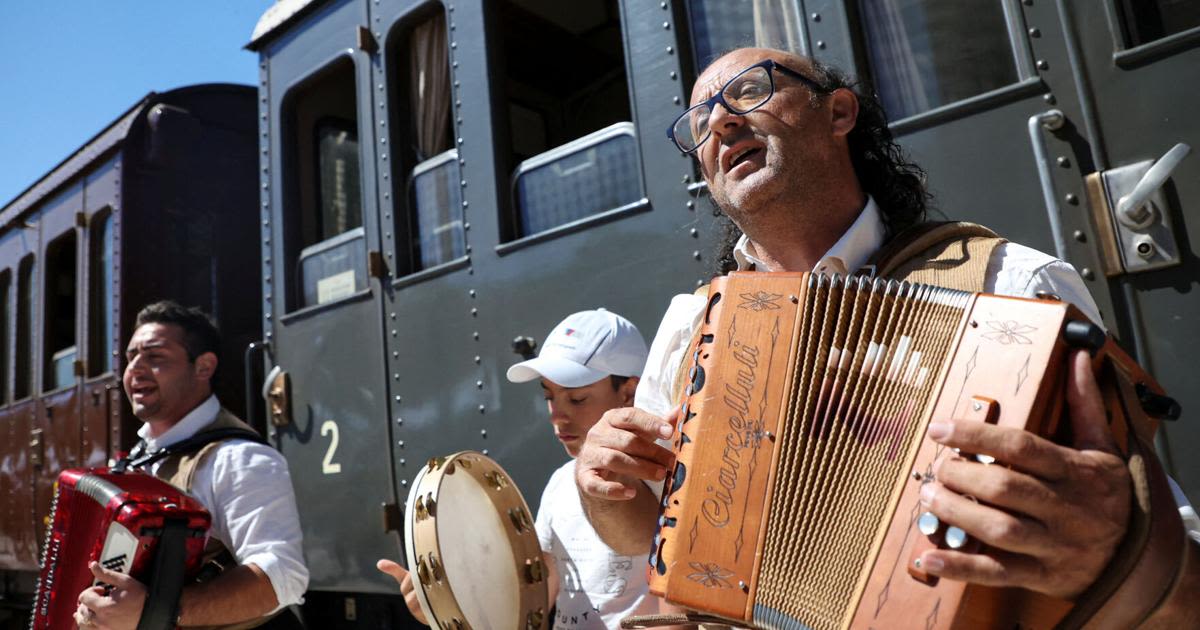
[482,449,488,455]
[669,71,677,79]
[471,308,478,316]
[660,0,666,7]
[1044,94,1057,105]
[473,332,479,340]
[1073,230,1087,242]
[1082,268,1095,280]
[397,440,405,448]
[476,380,484,389]
[686,200,695,208]
[1029,27,1041,37]
[663,21,670,29]
[401,479,407,486]
[666,46,674,54]
[690,228,698,237]
[479,406,486,414]
[469,289,476,298]
[474,356,481,364]
[396,417,403,425]
[817,41,826,49]
[1037,59,1049,70]
[1065,193,1079,205]
[811,12,820,21]
[692,251,701,260]
[673,96,681,104]
[1057,157,1070,168]
[396,396,403,403]
[464,221,471,230]
[400,458,406,465]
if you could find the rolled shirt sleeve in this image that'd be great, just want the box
[195,440,309,609]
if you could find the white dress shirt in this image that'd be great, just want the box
[636,198,1102,417]
[634,199,1197,525]
[137,395,309,608]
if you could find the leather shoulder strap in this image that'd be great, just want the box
[870,221,1007,293]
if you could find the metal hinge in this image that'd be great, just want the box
[367,250,387,279]
[381,502,403,533]
[29,428,44,468]
[357,26,378,54]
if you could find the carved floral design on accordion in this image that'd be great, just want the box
[981,320,1037,345]
[737,291,784,311]
[686,562,735,588]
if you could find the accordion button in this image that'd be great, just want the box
[945,526,969,549]
[918,511,940,536]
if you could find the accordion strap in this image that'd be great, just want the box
[115,427,267,473]
[869,220,1005,293]
[1057,365,1189,629]
[620,613,735,628]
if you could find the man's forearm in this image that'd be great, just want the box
[178,564,279,626]
[579,479,660,557]
[1141,537,1200,628]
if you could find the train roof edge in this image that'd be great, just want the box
[0,83,256,231]
[247,0,325,51]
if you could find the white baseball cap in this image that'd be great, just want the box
[506,309,648,388]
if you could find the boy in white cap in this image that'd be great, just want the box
[379,309,664,629]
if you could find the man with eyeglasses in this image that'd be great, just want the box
[573,48,1199,626]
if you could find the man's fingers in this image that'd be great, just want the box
[87,560,134,589]
[602,408,675,442]
[921,481,1048,556]
[926,420,1070,481]
[935,458,1061,524]
[1066,350,1118,455]
[577,468,639,500]
[376,559,408,585]
[594,429,675,471]
[918,547,1044,590]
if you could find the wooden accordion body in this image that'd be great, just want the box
[647,271,1162,630]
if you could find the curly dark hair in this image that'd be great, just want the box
[711,55,930,274]
[134,301,221,363]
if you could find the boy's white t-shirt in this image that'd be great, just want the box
[536,459,659,629]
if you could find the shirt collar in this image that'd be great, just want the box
[136,394,221,451]
[732,196,887,274]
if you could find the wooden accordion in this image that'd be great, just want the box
[31,469,210,630]
[645,271,1167,630]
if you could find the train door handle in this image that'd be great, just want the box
[1085,144,1189,276]
[1027,110,1070,262]
[1116,143,1190,229]
[29,428,44,469]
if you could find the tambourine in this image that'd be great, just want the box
[404,451,549,630]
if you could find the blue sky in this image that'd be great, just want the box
[0,1,274,206]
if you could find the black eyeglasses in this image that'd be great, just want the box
[667,59,828,153]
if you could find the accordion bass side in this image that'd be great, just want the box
[646,272,1166,630]
[31,469,210,630]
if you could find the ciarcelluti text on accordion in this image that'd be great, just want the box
[644,271,1174,630]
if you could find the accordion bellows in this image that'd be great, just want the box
[646,271,1158,630]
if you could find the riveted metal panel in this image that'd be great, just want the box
[259,0,396,594]
[1055,0,1200,500]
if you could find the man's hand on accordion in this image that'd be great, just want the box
[915,350,1131,599]
[74,561,147,630]
[574,407,677,556]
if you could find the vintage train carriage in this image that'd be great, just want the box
[0,85,260,612]
[248,0,1200,627]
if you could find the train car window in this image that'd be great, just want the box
[43,231,77,391]
[15,255,34,400]
[386,8,463,274]
[513,123,640,235]
[283,57,367,309]
[856,0,1018,120]
[1116,0,1200,47]
[686,0,804,69]
[0,270,10,404]
[88,211,113,377]
[493,0,641,241]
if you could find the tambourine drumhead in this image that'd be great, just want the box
[404,451,548,630]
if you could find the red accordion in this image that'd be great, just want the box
[31,468,210,630]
